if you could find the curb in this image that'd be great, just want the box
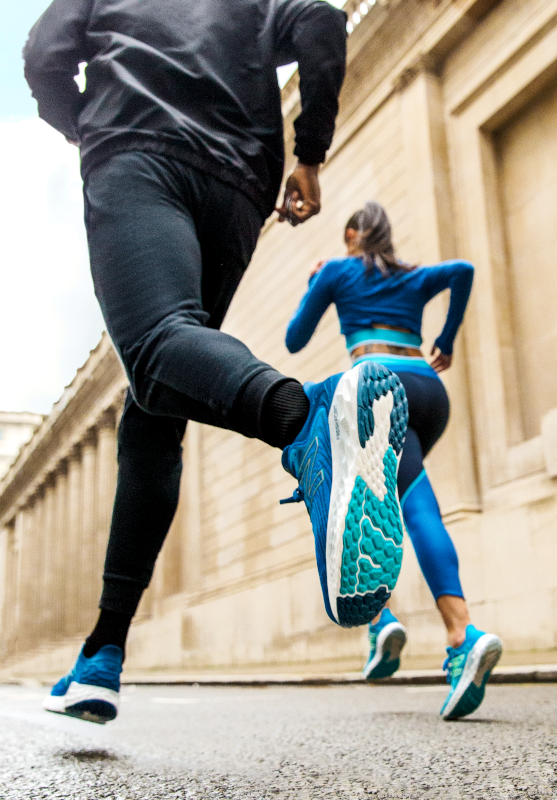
[4,665,557,688]
[113,664,557,686]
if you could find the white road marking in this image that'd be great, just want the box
[405,685,448,693]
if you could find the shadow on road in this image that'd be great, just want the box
[58,749,120,763]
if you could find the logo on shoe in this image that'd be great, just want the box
[299,436,324,512]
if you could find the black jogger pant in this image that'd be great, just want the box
[84,152,290,614]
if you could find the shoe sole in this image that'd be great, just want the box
[442,634,503,720]
[327,361,408,627]
[363,622,407,680]
[43,681,119,724]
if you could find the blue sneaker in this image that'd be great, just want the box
[363,608,407,679]
[440,625,502,720]
[281,360,408,627]
[43,644,123,724]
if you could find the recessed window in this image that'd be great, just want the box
[494,81,557,441]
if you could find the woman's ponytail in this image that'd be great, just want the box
[346,201,414,275]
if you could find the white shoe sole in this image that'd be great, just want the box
[43,682,119,724]
[326,363,405,625]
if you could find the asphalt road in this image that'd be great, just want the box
[0,682,556,799]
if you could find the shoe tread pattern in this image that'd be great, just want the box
[338,362,407,627]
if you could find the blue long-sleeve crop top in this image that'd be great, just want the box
[285,257,474,356]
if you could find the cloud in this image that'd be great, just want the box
[0,117,104,414]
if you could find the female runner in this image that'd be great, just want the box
[285,201,502,720]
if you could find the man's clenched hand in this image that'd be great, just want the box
[276,162,321,226]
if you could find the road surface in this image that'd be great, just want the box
[0,682,556,798]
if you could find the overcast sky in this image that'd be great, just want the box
[0,0,345,415]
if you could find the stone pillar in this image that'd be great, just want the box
[52,462,68,640]
[0,520,17,659]
[95,409,118,597]
[14,505,33,654]
[65,445,82,637]
[39,476,57,643]
[80,430,98,633]
[28,491,45,650]
[400,68,479,515]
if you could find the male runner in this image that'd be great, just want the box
[25,0,408,723]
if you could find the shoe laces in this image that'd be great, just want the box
[443,652,466,685]
[279,487,305,505]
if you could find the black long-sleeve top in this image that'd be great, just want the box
[24,0,347,218]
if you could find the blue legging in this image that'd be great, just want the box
[395,371,463,600]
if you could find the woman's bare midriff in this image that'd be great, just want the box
[351,325,423,360]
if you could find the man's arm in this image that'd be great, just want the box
[23,0,92,142]
[275,0,347,224]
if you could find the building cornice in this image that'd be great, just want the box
[0,334,126,526]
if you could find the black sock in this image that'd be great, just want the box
[260,380,309,449]
[83,609,133,658]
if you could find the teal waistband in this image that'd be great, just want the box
[346,328,422,351]
[351,353,440,381]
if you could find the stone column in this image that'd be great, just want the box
[0,520,17,659]
[400,68,479,515]
[80,430,98,634]
[52,462,68,640]
[39,476,57,644]
[95,409,118,599]
[14,505,33,655]
[65,445,82,637]
[27,490,45,650]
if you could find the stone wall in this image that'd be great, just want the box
[2,0,557,679]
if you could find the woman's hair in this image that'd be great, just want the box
[345,201,414,275]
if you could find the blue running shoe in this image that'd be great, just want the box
[281,360,408,627]
[363,608,407,679]
[440,625,502,720]
[43,644,123,724]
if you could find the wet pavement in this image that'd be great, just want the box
[0,681,556,798]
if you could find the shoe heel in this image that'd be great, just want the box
[65,699,117,724]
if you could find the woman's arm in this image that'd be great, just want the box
[422,260,475,357]
[285,262,337,353]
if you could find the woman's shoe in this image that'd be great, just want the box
[363,607,407,679]
[440,625,502,720]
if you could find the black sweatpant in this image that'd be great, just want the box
[84,152,293,614]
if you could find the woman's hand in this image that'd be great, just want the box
[310,259,327,278]
[430,345,452,373]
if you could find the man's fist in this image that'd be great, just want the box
[276,162,321,226]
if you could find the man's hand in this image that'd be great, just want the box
[430,345,452,373]
[276,162,321,226]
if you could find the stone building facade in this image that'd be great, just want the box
[2,0,557,679]
[0,412,43,480]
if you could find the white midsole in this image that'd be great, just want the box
[43,682,119,713]
[43,693,67,713]
[363,622,407,678]
[442,634,502,718]
[327,364,394,622]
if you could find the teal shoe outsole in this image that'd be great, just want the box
[336,363,408,627]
